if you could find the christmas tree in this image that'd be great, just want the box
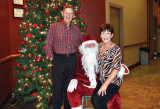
[13,0,87,108]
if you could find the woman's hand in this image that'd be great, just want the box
[97,84,108,96]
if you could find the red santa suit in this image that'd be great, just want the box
[67,35,129,109]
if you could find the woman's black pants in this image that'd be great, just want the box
[91,81,120,109]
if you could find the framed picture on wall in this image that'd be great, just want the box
[13,8,24,18]
[13,0,24,6]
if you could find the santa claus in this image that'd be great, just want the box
[67,35,129,109]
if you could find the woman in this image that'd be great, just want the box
[91,23,122,109]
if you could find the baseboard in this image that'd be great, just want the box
[128,62,141,70]
[0,94,12,109]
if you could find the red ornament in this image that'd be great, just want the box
[49,69,52,73]
[32,92,37,97]
[21,41,25,46]
[25,6,28,10]
[63,4,66,8]
[44,83,47,86]
[42,46,45,51]
[18,50,21,53]
[37,0,40,2]
[83,27,87,30]
[22,24,27,29]
[41,4,43,9]
[40,24,43,28]
[19,92,21,95]
[26,85,30,88]
[39,67,42,71]
[33,24,38,27]
[33,6,36,9]
[28,44,31,48]
[55,6,59,10]
[39,38,42,42]
[36,58,41,63]
[45,9,49,16]
[81,21,85,24]
[78,3,81,6]
[28,53,32,58]
[28,24,31,26]
[24,74,28,77]
[47,98,51,102]
[27,33,32,38]
[34,56,37,60]
[33,45,36,49]
[17,63,21,67]
[23,66,27,71]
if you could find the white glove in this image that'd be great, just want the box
[67,79,78,93]
[117,64,129,78]
[89,74,97,88]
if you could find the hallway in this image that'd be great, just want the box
[3,56,160,109]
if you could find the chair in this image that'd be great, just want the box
[82,95,94,109]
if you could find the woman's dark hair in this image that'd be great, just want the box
[100,23,114,34]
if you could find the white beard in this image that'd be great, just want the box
[79,44,99,77]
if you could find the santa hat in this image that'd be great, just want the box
[81,34,97,47]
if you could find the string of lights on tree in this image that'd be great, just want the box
[13,0,88,108]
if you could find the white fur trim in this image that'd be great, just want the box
[67,79,78,93]
[71,105,82,109]
[81,40,97,47]
[117,64,129,78]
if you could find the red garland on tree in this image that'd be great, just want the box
[31,70,37,74]
[24,74,28,77]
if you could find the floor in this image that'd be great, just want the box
[3,56,160,109]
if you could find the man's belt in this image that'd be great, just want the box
[54,52,75,58]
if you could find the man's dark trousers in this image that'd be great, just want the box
[52,53,77,109]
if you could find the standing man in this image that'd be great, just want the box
[45,5,82,109]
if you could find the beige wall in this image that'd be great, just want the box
[105,0,147,66]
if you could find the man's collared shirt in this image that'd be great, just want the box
[45,21,82,58]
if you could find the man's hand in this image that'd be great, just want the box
[49,58,53,61]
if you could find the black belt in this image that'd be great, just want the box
[54,52,75,58]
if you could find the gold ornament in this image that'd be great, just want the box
[29,64,33,68]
